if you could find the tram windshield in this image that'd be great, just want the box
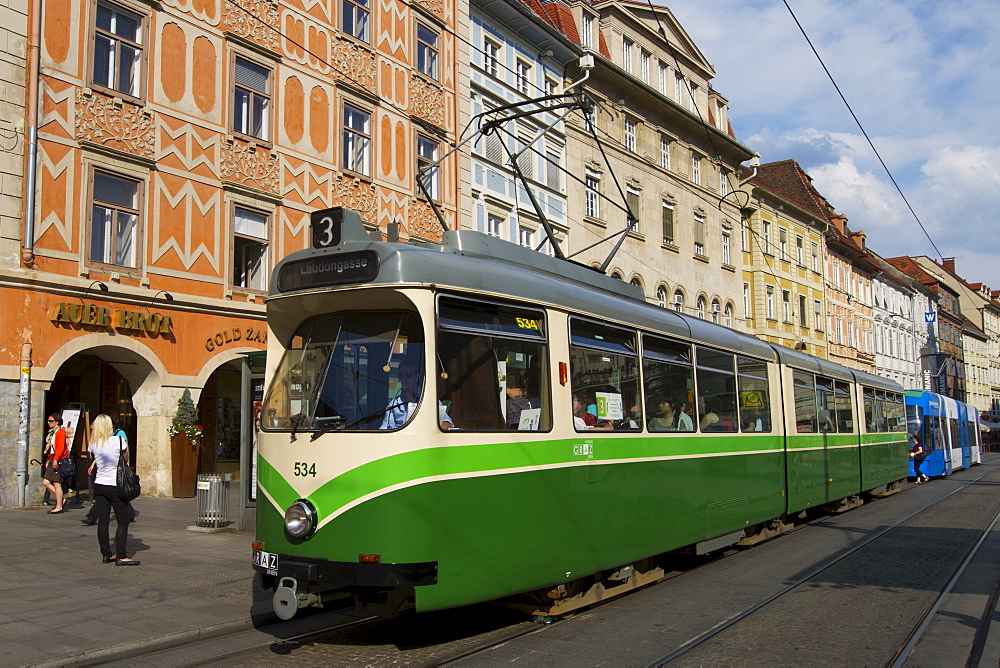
[260,311,424,433]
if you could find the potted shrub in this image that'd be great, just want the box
[168,389,202,497]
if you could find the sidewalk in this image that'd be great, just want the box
[0,489,265,666]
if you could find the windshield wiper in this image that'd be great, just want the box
[309,415,347,442]
[341,400,406,431]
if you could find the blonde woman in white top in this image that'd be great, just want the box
[87,414,140,565]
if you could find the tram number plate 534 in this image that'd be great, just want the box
[253,549,278,575]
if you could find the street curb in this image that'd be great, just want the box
[30,617,256,667]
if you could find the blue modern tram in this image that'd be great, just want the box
[904,390,983,479]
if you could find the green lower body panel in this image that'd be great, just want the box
[258,451,786,612]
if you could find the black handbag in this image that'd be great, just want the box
[116,446,141,502]
[57,457,76,479]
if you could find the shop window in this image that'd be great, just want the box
[437,296,549,431]
[569,319,640,431]
[233,206,269,291]
[88,169,141,273]
[92,1,144,99]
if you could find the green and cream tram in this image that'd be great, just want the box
[252,208,908,619]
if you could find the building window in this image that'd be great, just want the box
[796,235,804,265]
[779,228,788,261]
[691,155,701,185]
[724,304,733,328]
[716,101,725,129]
[516,124,533,179]
[416,24,439,79]
[660,136,671,170]
[674,73,684,104]
[233,206,269,291]
[233,56,271,141]
[766,285,775,320]
[622,37,633,73]
[657,285,667,308]
[518,225,534,249]
[626,187,641,231]
[585,171,600,219]
[89,170,140,270]
[688,83,698,113]
[624,118,636,152]
[545,141,561,190]
[799,294,808,327]
[658,62,668,95]
[93,1,143,98]
[711,299,721,324]
[582,14,593,49]
[722,230,731,265]
[486,214,503,238]
[673,290,684,313]
[661,201,674,244]
[343,103,371,175]
[694,212,705,256]
[762,220,771,255]
[741,220,749,251]
[343,0,370,41]
[416,134,439,200]
[743,282,750,319]
[811,242,819,272]
[515,59,530,94]
[640,49,650,84]
[484,38,500,78]
[697,297,706,320]
[719,170,728,196]
[782,290,791,322]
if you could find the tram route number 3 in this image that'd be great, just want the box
[293,462,317,477]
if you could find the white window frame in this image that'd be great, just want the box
[416,23,439,80]
[342,102,371,175]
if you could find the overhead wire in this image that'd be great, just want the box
[781,0,944,262]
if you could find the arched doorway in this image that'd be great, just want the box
[47,354,136,465]
[197,359,244,477]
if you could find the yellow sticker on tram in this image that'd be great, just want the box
[741,391,765,409]
[516,318,540,331]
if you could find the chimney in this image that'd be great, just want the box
[942,257,956,273]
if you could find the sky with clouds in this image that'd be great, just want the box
[662,0,1000,290]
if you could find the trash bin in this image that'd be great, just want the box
[196,473,232,527]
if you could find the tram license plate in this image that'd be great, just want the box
[253,549,278,575]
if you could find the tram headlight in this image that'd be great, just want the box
[283,500,317,539]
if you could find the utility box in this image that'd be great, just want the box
[196,473,232,527]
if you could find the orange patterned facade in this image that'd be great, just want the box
[1,0,459,503]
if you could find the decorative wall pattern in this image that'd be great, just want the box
[220,139,280,194]
[331,38,378,90]
[75,90,155,159]
[222,0,280,52]
[410,76,445,128]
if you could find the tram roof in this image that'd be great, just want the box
[271,214,778,360]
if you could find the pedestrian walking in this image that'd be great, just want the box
[81,412,136,526]
[88,414,140,565]
[909,433,929,484]
[42,413,68,514]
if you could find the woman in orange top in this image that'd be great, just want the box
[42,413,68,513]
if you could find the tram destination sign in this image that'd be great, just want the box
[277,250,380,291]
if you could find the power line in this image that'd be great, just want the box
[781,0,944,261]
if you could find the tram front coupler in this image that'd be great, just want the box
[273,577,321,620]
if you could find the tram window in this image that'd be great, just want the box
[260,311,425,432]
[923,416,939,451]
[793,370,816,432]
[816,377,835,432]
[437,296,549,432]
[874,391,888,431]
[695,348,737,432]
[569,319,640,431]
[834,381,853,432]
[642,334,694,432]
[736,356,770,432]
[887,393,906,432]
[863,388,875,432]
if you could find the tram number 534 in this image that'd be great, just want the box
[293,462,317,477]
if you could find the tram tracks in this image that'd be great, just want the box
[650,467,1000,666]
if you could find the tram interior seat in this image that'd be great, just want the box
[441,338,505,430]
